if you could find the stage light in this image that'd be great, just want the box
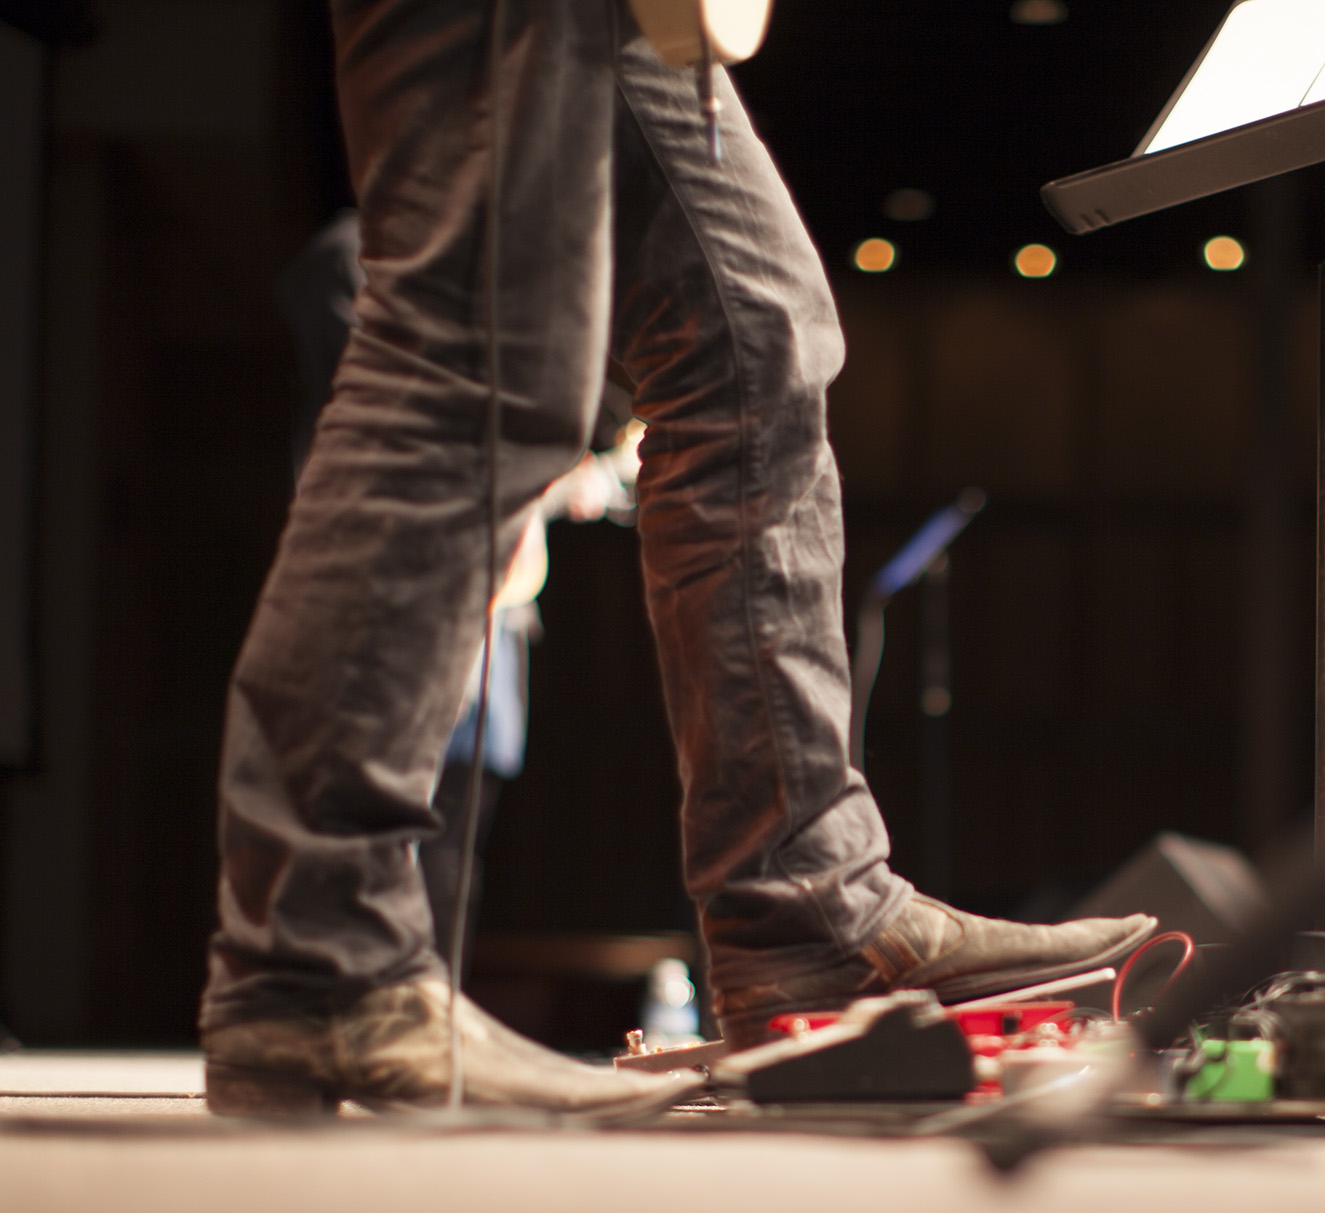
[921,687,953,718]
[1013,243,1058,278]
[883,188,935,221]
[854,238,897,273]
[1203,235,1246,271]
[1010,0,1067,25]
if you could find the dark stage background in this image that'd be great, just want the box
[0,0,1319,1045]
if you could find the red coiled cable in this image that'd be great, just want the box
[1111,930,1196,1021]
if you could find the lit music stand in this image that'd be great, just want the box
[1042,0,1325,234]
[1041,0,1325,857]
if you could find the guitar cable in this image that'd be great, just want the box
[696,25,721,163]
[446,0,510,1111]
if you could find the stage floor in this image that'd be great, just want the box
[4,1052,1325,1213]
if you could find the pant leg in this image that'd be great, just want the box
[201,0,620,1028]
[610,38,912,992]
[202,0,912,1030]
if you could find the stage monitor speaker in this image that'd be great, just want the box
[1069,831,1268,943]
[1066,832,1269,1013]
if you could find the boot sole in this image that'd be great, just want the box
[205,1061,341,1118]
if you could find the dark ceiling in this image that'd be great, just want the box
[31,1,1318,280]
[0,0,98,45]
[733,0,1325,276]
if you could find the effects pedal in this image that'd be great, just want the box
[712,991,976,1103]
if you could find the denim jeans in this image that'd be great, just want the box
[201,0,911,1029]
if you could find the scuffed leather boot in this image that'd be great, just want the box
[203,978,700,1117]
[716,895,1157,1050]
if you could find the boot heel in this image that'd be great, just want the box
[205,1062,339,1117]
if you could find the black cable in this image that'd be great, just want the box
[447,0,509,1110]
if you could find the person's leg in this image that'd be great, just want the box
[203,0,616,1029]
[609,32,1153,1047]
[611,39,909,990]
[199,0,695,1114]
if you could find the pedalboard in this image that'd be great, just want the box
[614,964,1325,1117]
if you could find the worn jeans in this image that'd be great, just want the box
[201,0,911,1029]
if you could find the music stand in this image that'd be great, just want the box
[850,489,985,897]
[1042,0,1325,233]
[1040,0,1325,859]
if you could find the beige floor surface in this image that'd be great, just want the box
[3,1053,1325,1213]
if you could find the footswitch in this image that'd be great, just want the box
[712,990,975,1103]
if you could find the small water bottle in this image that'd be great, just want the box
[640,957,702,1048]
